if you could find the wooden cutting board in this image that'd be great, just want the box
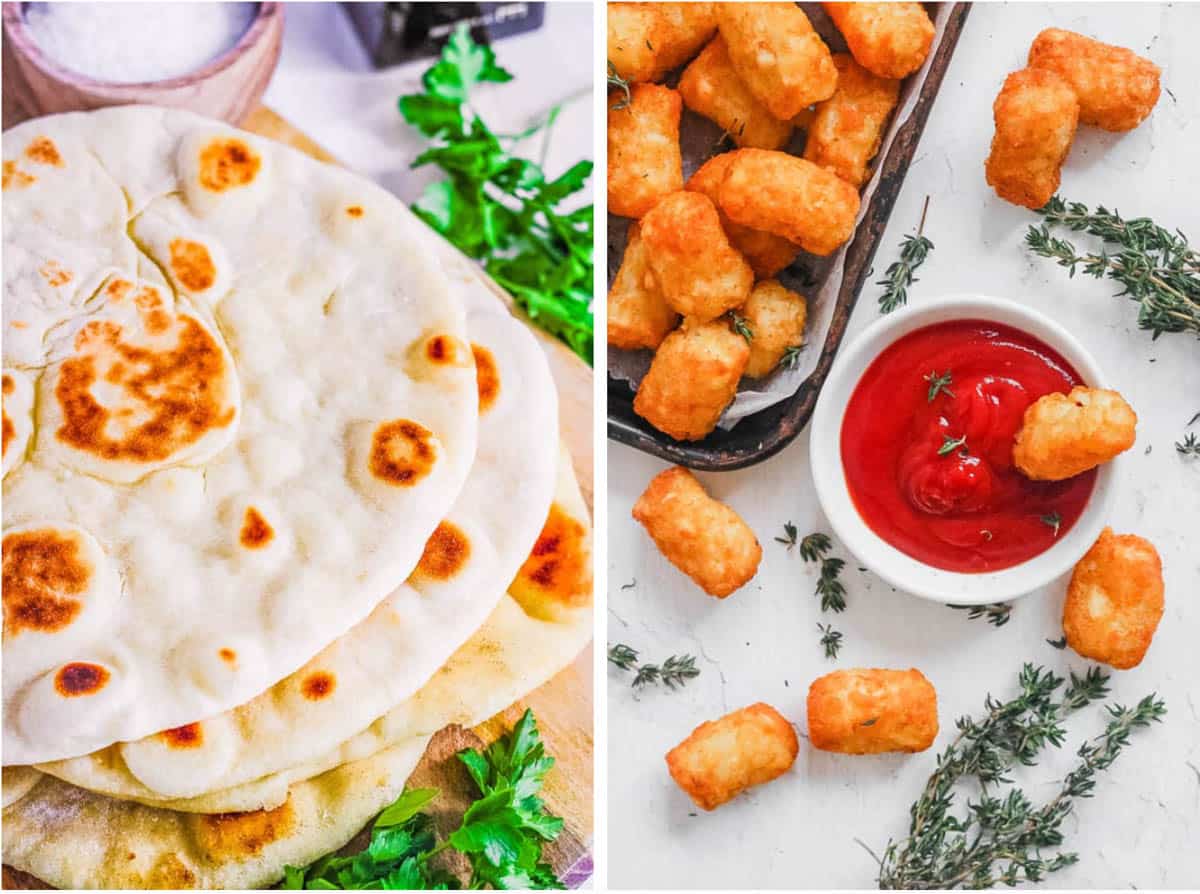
[2,106,594,889]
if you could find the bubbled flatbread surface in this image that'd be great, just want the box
[2,107,480,763]
[35,276,561,801]
[2,736,431,890]
[32,441,592,814]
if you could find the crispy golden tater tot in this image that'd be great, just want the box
[803,54,900,188]
[653,2,720,73]
[608,223,680,351]
[685,152,800,278]
[716,3,838,120]
[639,191,754,321]
[666,702,798,810]
[1013,386,1137,481]
[679,35,794,151]
[717,148,861,256]
[633,465,762,597]
[1063,527,1164,670]
[984,68,1079,210]
[807,668,938,754]
[608,83,684,219]
[738,280,808,378]
[633,320,750,443]
[823,2,935,79]
[608,3,666,83]
[1028,28,1161,132]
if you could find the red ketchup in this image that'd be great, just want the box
[840,319,1096,573]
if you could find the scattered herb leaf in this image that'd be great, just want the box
[799,532,833,563]
[1041,512,1063,537]
[861,717,879,727]
[924,370,955,402]
[948,602,1013,627]
[818,623,844,660]
[729,311,754,342]
[606,60,631,110]
[816,557,847,613]
[1047,636,1068,650]
[1177,433,1200,457]
[938,434,967,456]
[776,521,799,549]
[607,643,639,671]
[781,344,803,370]
[620,578,637,591]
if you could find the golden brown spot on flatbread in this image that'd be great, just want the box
[3,529,90,636]
[2,161,35,189]
[239,507,274,549]
[133,285,170,335]
[169,238,217,291]
[160,722,204,749]
[301,671,336,700]
[425,334,458,365]
[146,854,197,888]
[197,138,261,192]
[513,503,591,608]
[346,205,364,217]
[197,799,296,859]
[55,313,236,464]
[2,375,14,459]
[10,320,29,329]
[106,278,134,302]
[471,343,499,413]
[416,521,470,580]
[24,136,63,167]
[369,419,436,486]
[218,647,237,664]
[38,261,72,287]
[54,662,110,696]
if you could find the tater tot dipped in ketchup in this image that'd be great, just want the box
[685,152,800,279]
[1063,528,1164,670]
[984,68,1079,210]
[822,2,935,80]
[1013,386,1137,481]
[639,191,754,322]
[804,54,900,189]
[717,148,860,257]
[608,83,684,219]
[1028,28,1161,132]
[715,3,838,120]
[666,703,799,811]
[807,668,938,754]
[633,465,761,597]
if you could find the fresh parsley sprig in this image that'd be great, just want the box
[1026,196,1200,340]
[400,26,594,364]
[282,709,564,889]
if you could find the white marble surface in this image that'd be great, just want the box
[608,3,1200,889]
[263,1,593,205]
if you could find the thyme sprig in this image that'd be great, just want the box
[938,434,968,456]
[873,665,1165,889]
[878,197,934,314]
[1178,413,1200,456]
[924,370,955,402]
[947,602,1013,627]
[818,623,844,660]
[775,521,799,549]
[729,311,754,342]
[798,532,847,612]
[798,532,833,562]
[608,643,700,691]
[781,344,803,370]
[606,61,631,110]
[1026,196,1200,339]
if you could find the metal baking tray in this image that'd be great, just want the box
[607,3,972,471]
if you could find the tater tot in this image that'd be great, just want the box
[608,83,684,219]
[633,320,750,444]
[653,2,720,74]
[685,152,800,278]
[1063,527,1164,670]
[679,35,794,151]
[807,668,938,754]
[666,703,798,811]
[608,223,680,351]
[639,191,754,321]
[984,68,1079,210]
[1028,28,1161,132]
[717,148,861,256]
[608,3,666,83]
[716,3,838,120]
[803,54,900,188]
[1012,386,1137,481]
[822,2,935,79]
[632,465,762,597]
[738,280,808,378]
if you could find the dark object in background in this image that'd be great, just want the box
[343,2,544,68]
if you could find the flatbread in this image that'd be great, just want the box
[34,281,560,801]
[3,736,431,890]
[35,442,592,813]
[2,107,481,763]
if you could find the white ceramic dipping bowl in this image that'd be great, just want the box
[810,294,1119,605]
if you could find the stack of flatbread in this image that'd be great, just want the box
[1,106,593,889]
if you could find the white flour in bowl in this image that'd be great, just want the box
[24,2,258,84]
